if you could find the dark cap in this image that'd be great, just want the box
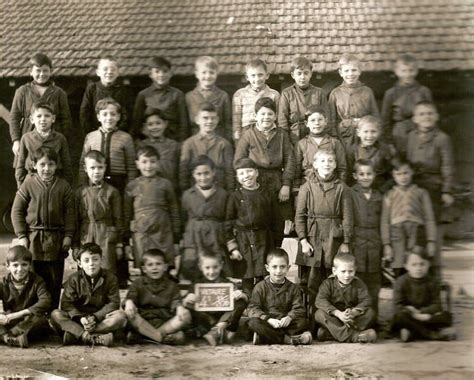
[234,158,258,170]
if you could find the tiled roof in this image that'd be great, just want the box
[1,0,473,77]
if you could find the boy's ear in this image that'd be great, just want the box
[255,169,259,177]
[332,266,337,276]
[51,114,56,124]
[264,263,269,272]
[352,172,358,181]
[29,114,35,124]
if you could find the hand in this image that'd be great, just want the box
[19,237,29,248]
[335,310,352,324]
[278,185,290,202]
[0,313,10,325]
[348,308,361,319]
[176,306,189,322]
[80,315,96,331]
[405,306,419,315]
[301,239,313,257]
[62,237,72,251]
[279,316,292,328]
[413,313,432,322]
[230,250,243,261]
[442,193,454,207]
[338,243,350,254]
[183,293,196,308]
[427,242,437,257]
[12,141,20,156]
[233,290,244,300]
[267,318,281,329]
[116,247,123,260]
[383,245,394,262]
[124,245,134,261]
[234,131,241,141]
[124,300,138,319]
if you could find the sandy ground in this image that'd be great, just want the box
[0,236,473,379]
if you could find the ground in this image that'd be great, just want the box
[0,236,473,380]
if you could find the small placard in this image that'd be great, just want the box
[194,283,234,311]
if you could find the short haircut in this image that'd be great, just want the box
[353,158,375,173]
[199,252,223,265]
[333,252,356,268]
[245,59,268,73]
[75,242,102,261]
[255,97,276,114]
[305,105,328,120]
[396,53,418,66]
[390,156,412,171]
[150,56,171,70]
[290,56,312,72]
[234,157,257,170]
[191,154,216,172]
[84,149,106,163]
[32,146,58,164]
[313,148,336,161]
[195,56,219,71]
[338,53,360,68]
[136,145,160,160]
[142,249,167,265]
[144,107,168,122]
[30,101,55,115]
[266,248,289,265]
[414,100,437,111]
[405,246,430,264]
[357,115,382,130]
[198,102,217,114]
[98,55,118,66]
[95,97,121,114]
[30,53,52,68]
[6,245,33,264]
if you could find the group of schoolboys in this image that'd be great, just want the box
[2,50,456,348]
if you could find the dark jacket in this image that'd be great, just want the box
[393,273,442,315]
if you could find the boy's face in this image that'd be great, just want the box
[84,157,106,185]
[357,122,381,147]
[34,156,57,181]
[136,154,159,178]
[97,104,121,131]
[412,104,438,132]
[255,106,276,131]
[392,164,413,187]
[6,260,31,282]
[332,261,356,285]
[245,66,269,90]
[291,67,312,88]
[195,110,219,135]
[199,257,223,281]
[353,165,375,189]
[142,255,168,280]
[143,114,167,139]
[394,62,418,86]
[195,64,218,89]
[339,63,361,85]
[236,167,258,189]
[405,253,430,279]
[149,67,172,87]
[192,164,215,189]
[265,256,289,284]
[313,153,337,178]
[30,107,55,134]
[30,64,51,84]
[307,112,327,136]
[96,59,119,86]
[78,251,102,278]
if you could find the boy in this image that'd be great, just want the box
[9,53,72,158]
[124,146,181,268]
[315,252,377,343]
[234,97,295,246]
[381,54,433,152]
[278,56,327,145]
[295,149,353,310]
[186,56,232,141]
[247,248,312,345]
[381,158,437,277]
[74,150,123,275]
[79,97,137,193]
[179,102,235,192]
[11,147,75,309]
[50,243,127,347]
[392,250,455,342]
[183,253,248,346]
[232,59,280,142]
[15,101,73,187]
[133,56,189,141]
[124,249,191,345]
[328,54,379,151]
[80,56,132,134]
[0,246,51,348]
[350,159,383,314]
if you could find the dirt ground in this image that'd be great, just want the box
[0,237,473,380]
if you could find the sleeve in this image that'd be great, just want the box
[247,283,269,320]
[368,88,380,118]
[132,91,146,137]
[78,135,89,185]
[57,88,72,136]
[224,142,236,191]
[118,87,132,133]
[277,90,290,132]
[286,285,307,320]
[327,90,340,138]
[232,90,243,140]
[9,87,25,142]
[72,189,83,248]
[79,84,95,135]
[222,92,233,142]
[124,135,138,183]
[166,181,181,243]
[353,280,372,312]
[60,135,73,185]
[294,183,309,240]
[281,132,295,187]
[14,136,28,187]
[293,142,304,189]
[315,279,338,314]
[341,185,354,244]
[233,131,251,166]
[393,276,408,313]
[28,278,52,316]
[380,194,391,245]
[124,279,140,305]
[92,275,121,321]
[11,185,30,239]
[178,140,192,192]
[63,184,76,239]
[177,90,190,141]
[420,280,442,314]
[421,189,437,242]
[224,193,239,253]
[110,188,124,244]
[381,89,395,144]
[60,277,84,318]
[122,182,134,242]
[170,283,182,312]
[335,140,348,183]
[439,134,455,194]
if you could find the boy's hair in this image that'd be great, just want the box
[95,97,121,114]
[30,53,52,68]
[32,146,58,164]
[97,55,118,66]
[75,242,102,261]
[6,245,33,264]
[198,102,217,114]
[338,53,360,68]
[84,149,106,164]
[255,97,276,114]
[353,158,375,173]
[234,157,258,170]
[305,105,327,120]
[313,148,336,162]
[290,56,312,72]
[191,154,216,172]
[333,252,356,268]
[266,248,289,265]
[30,101,55,115]
[150,56,171,70]
[136,145,160,160]
[198,252,223,265]
[195,56,219,71]
[142,249,167,266]
[405,246,430,264]
[357,115,382,130]
[390,156,412,171]
[414,100,437,111]
[395,53,418,66]
[245,59,267,73]
[144,107,168,122]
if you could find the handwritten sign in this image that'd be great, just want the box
[194,283,234,311]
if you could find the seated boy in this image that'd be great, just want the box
[183,253,248,346]
[51,243,127,347]
[315,252,377,343]
[392,249,455,342]
[0,245,51,348]
[247,249,312,345]
[124,249,191,345]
